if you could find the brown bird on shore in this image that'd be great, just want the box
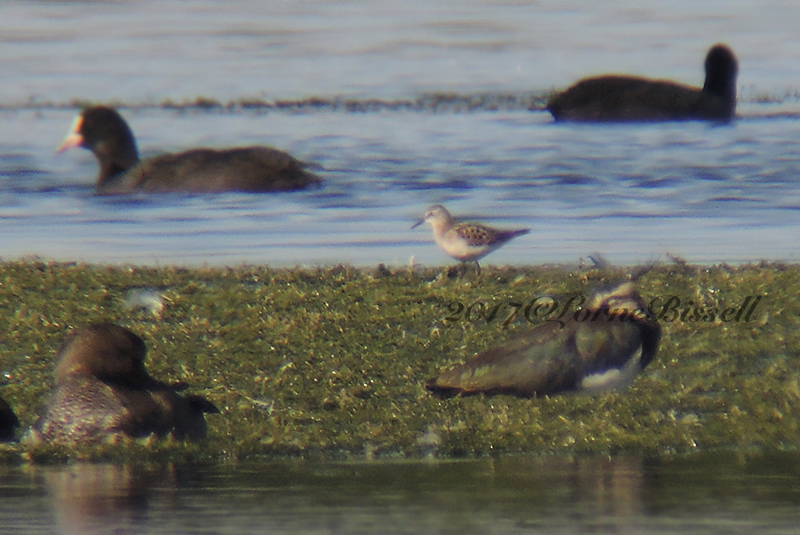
[412,204,530,275]
[30,323,218,444]
[57,106,321,194]
[427,282,660,397]
[547,44,738,122]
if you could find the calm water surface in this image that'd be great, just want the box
[3,454,800,535]
[1,0,800,266]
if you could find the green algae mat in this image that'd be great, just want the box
[0,260,797,463]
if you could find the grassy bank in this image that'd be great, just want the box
[0,260,797,463]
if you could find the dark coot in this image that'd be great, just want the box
[58,106,322,194]
[546,44,738,122]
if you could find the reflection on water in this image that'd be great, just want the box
[2,454,800,534]
[44,464,179,535]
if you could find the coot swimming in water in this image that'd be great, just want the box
[546,44,738,122]
[58,106,322,194]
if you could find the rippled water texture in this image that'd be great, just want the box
[1,0,800,266]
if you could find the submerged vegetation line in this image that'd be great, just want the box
[2,92,591,114]
[4,88,800,115]
[1,260,798,464]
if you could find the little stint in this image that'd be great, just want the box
[412,204,529,274]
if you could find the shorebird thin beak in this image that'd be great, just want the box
[56,116,84,154]
[411,219,425,229]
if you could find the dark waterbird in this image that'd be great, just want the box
[0,396,20,442]
[547,44,738,122]
[30,323,218,445]
[57,106,322,194]
[427,283,660,397]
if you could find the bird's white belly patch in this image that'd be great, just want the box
[438,237,488,261]
[580,348,642,392]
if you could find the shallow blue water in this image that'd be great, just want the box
[1,0,799,267]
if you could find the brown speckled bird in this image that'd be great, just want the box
[547,44,738,122]
[427,282,660,397]
[57,106,322,194]
[412,204,530,275]
[30,324,218,445]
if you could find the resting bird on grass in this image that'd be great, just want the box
[427,282,660,397]
[412,204,530,275]
[30,323,218,445]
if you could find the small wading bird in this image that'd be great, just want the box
[426,282,660,397]
[29,324,218,445]
[57,106,321,194]
[412,204,530,275]
[546,44,738,122]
